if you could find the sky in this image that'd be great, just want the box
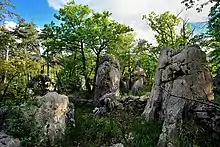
[6,0,213,43]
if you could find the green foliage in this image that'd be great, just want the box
[0,99,47,147]
[179,119,219,147]
[181,0,216,12]
[143,11,192,49]
[0,0,21,22]
[63,106,162,147]
[0,21,41,100]
[206,2,220,74]
[41,0,133,92]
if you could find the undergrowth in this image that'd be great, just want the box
[62,106,162,147]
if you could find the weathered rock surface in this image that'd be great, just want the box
[109,143,124,147]
[94,55,120,107]
[142,45,214,146]
[131,77,144,95]
[35,92,71,146]
[0,132,20,147]
[119,95,149,111]
[121,67,146,96]
[92,95,149,115]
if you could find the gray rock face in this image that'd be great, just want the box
[131,67,146,96]
[0,132,20,147]
[109,143,124,147]
[94,55,120,106]
[142,45,214,146]
[131,77,144,95]
[35,92,70,146]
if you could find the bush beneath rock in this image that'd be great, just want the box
[0,99,48,147]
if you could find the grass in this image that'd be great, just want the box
[62,106,162,147]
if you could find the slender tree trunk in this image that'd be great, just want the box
[47,63,49,76]
[46,51,50,76]
[80,40,91,93]
[92,52,100,92]
[3,48,9,83]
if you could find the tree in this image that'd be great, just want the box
[0,21,41,99]
[0,0,21,23]
[143,11,193,49]
[207,2,220,73]
[13,21,41,54]
[181,0,217,12]
[41,0,133,93]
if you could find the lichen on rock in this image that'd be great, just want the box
[142,45,214,146]
[35,92,71,146]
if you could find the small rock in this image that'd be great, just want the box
[110,143,124,147]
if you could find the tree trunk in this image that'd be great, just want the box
[3,48,9,83]
[80,40,91,93]
[92,53,100,92]
[47,63,49,76]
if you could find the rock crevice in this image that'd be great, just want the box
[142,45,214,146]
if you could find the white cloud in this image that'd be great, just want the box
[47,0,71,10]
[48,0,213,43]
[3,21,17,31]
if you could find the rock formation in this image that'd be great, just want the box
[130,67,146,96]
[142,45,214,146]
[0,132,20,147]
[110,143,124,147]
[35,92,72,146]
[94,55,120,108]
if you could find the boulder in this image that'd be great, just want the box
[35,92,71,146]
[131,67,146,95]
[142,45,214,146]
[0,132,20,147]
[94,55,120,106]
[109,143,124,147]
[131,77,144,95]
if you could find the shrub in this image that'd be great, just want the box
[1,99,48,147]
[63,106,162,147]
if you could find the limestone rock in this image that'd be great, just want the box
[131,77,144,95]
[109,143,124,147]
[35,92,70,146]
[94,55,120,106]
[142,45,214,146]
[131,67,146,96]
[0,132,20,147]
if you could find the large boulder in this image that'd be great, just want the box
[0,132,20,147]
[142,45,214,146]
[35,92,71,146]
[94,55,120,106]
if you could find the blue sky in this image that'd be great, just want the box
[7,0,212,43]
[11,0,57,27]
